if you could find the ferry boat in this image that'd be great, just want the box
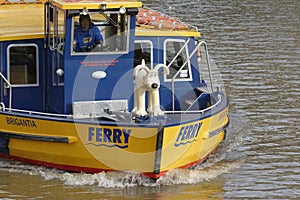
[0,0,229,179]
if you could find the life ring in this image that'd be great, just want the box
[149,21,175,30]
[137,9,160,17]
[150,15,169,21]
[149,21,188,30]
[175,23,189,30]
[137,15,172,25]
[137,12,148,18]
[137,16,153,24]
[137,8,188,30]
[145,10,160,16]
[138,8,149,13]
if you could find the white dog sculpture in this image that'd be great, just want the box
[132,60,170,117]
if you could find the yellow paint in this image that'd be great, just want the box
[0,4,44,41]
[0,106,229,173]
[2,114,100,168]
[9,138,100,167]
[136,26,201,37]
[1,113,158,171]
[51,0,142,10]
[67,136,79,143]
[0,0,224,175]
[160,108,229,171]
[73,123,158,171]
[1,3,200,41]
[0,0,45,4]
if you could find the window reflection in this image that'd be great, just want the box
[72,12,129,54]
[165,40,191,80]
[8,45,38,85]
[134,41,152,68]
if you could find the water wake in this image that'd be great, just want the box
[0,157,242,188]
[0,111,245,188]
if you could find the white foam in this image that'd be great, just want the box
[0,157,243,188]
[0,115,244,188]
[157,161,243,185]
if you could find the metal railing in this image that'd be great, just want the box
[2,107,71,118]
[0,72,12,111]
[164,93,222,114]
[170,41,214,112]
[0,73,70,117]
[166,38,190,70]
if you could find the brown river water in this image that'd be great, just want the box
[0,0,299,199]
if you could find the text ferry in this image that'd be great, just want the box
[0,0,229,179]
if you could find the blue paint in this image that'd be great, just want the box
[1,39,44,112]
[0,5,210,117]
[174,122,202,147]
[88,127,132,148]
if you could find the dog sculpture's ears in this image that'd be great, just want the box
[154,64,170,75]
[134,59,150,78]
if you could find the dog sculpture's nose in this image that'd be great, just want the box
[151,83,158,89]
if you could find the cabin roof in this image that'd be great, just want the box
[0,3,200,42]
[50,0,142,10]
[0,4,44,41]
[135,27,200,37]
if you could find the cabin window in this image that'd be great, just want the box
[134,40,153,68]
[164,39,192,82]
[72,11,130,54]
[7,44,38,86]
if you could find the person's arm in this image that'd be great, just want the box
[93,26,103,44]
[73,28,81,52]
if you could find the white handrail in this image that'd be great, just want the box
[2,107,72,118]
[0,72,12,111]
[185,92,206,111]
[171,41,214,111]
[165,94,222,114]
[0,102,5,111]
[167,38,190,69]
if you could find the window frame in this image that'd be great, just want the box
[7,43,39,87]
[134,40,153,69]
[163,39,193,82]
[70,12,131,56]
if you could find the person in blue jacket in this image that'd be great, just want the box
[74,14,104,52]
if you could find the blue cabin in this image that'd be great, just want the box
[0,0,208,116]
[0,0,230,179]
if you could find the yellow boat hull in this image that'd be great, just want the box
[0,106,228,178]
